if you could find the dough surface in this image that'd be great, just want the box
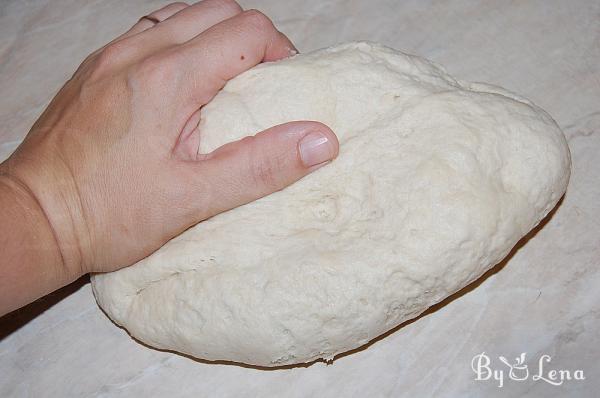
[91,42,570,366]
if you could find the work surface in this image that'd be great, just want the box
[1,1,599,397]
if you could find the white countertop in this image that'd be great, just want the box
[1,1,599,397]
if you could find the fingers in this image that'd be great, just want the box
[120,2,190,39]
[171,10,297,111]
[190,122,339,219]
[129,0,243,59]
[87,2,190,64]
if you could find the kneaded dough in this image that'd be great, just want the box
[92,42,570,366]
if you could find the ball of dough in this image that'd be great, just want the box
[92,42,570,366]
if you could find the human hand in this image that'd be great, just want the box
[0,0,338,290]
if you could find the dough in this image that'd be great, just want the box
[92,42,570,366]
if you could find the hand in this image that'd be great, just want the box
[0,0,338,313]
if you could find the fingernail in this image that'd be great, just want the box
[299,131,333,168]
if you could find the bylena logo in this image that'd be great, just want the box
[471,352,585,388]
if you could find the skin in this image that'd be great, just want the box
[0,0,339,316]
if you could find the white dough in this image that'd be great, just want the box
[91,42,571,366]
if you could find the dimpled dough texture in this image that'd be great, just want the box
[92,42,570,366]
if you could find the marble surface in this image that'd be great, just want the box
[1,0,599,396]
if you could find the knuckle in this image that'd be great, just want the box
[170,1,189,8]
[82,48,101,66]
[241,9,275,33]
[86,40,135,80]
[78,51,101,75]
[83,44,122,81]
[249,148,284,191]
[130,53,179,87]
[96,41,130,67]
[252,162,279,191]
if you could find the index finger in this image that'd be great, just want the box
[170,10,297,112]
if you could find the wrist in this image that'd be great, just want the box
[0,164,81,314]
[0,154,88,280]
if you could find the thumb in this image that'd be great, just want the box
[197,121,339,217]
